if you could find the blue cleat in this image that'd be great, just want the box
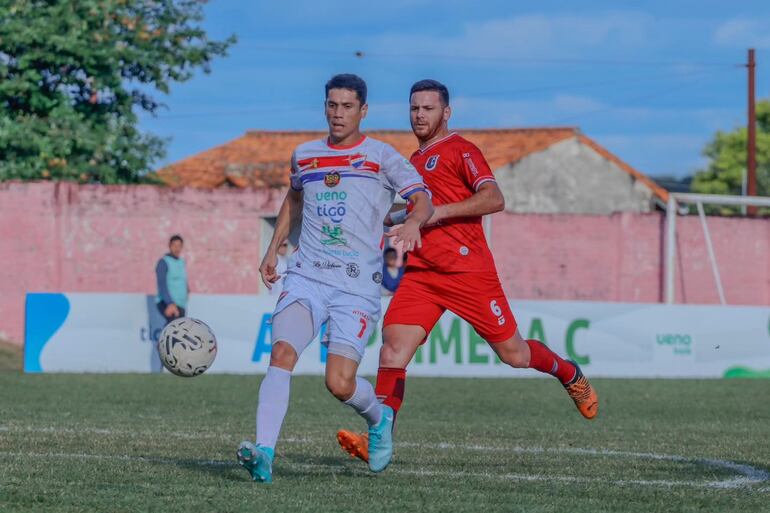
[368,405,394,473]
[236,441,274,483]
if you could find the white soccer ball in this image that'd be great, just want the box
[157,317,217,377]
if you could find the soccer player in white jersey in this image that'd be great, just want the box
[237,74,433,483]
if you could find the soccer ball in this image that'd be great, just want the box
[157,317,217,377]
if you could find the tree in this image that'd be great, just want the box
[691,99,770,212]
[0,0,235,183]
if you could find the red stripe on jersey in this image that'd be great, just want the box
[297,154,380,173]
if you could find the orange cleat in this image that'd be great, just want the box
[337,430,369,463]
[563,361,598,419]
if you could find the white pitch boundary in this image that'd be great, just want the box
[1,425,768,491]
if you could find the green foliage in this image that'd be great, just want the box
[692,99,770,213]
[0,0,235,183]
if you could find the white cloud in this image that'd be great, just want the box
[714,19,770,48]
[372,12,654,60]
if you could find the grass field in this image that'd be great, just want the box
[0,340,22,372]
[1,373,769,513]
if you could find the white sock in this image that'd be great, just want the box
[344,376,383,427]
[255,366,292,449]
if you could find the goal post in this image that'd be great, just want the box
[664,193,770,304]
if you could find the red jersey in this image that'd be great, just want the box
[407,133,498,273]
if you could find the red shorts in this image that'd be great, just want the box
[383,269,518,343]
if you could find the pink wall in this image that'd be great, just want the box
[0,182,284,344]
[2,183,769,345]
[491,211,770,305]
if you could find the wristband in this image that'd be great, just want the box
[390,209,408,225]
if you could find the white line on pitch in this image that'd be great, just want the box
[0,450,768,492]
[2,425,767,490]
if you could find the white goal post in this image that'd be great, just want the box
[664,193,770,304]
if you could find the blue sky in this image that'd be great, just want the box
[139,1,770,178]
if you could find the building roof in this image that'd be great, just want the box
[157,127,668,202]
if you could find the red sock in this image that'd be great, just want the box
[375,367,406,413]
[526,340,576,384]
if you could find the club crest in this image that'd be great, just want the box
[425,155,440,171]
[324,171,341,187]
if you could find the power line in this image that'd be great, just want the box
[147,69,734,121]
[243,44,740,68]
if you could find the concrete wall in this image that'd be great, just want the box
[2,182,768,345]
[494,137,655,214]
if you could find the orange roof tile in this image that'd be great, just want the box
[157,128,667,202]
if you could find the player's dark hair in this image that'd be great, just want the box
[325,74,367,105]
[410,79,450,106]
[383,247,397,257]
[169,234,184,245]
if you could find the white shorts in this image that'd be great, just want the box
[272,273,380,361]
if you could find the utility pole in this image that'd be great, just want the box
[747,48,757,216]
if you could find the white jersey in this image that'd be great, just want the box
[287,135,425,299]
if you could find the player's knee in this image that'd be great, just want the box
[325,373,355,402]
[379,342,403,367]
[381,326,423,367]
[498,343,529,368]
[269,341,298,370]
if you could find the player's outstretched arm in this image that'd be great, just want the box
[259,188,303,289]
[385,191,433,252]
[427,182,504,225]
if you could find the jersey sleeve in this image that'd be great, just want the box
[289,150,302,191]
[458,145,497,191]
[381,144,426,200]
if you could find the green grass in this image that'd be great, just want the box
[1,374,769,513]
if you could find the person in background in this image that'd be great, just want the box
[381,247,404,296]
[269,241,290,296]
[156,234,189,325]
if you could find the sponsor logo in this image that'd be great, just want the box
[656,333,692,355]
[313,261,342,270]
[315,191,347,201]
[372,271,383,284]
[321,224,347,246]
[323,247,360,258]
[346,263,360,278]
[324,170,341,187]
[425,155,440,171]
[316,201,347,223]
[463,153,479,177]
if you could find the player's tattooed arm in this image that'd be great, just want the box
[427,182,504,225]
[385,191,433,252]
[259,188,303,289]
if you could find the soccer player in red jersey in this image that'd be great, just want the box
[337,80,598,472]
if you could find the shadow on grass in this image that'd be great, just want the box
[158,451,376,483]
